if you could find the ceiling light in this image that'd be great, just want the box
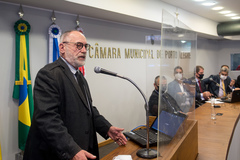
[193,0,206,1]
[202,1,217,6]
[231,17,240,20]
[181,40,186,43]
[219,10,231,14]
[212,6,224,10]
[225,13,237,17]
[178,34,184,37]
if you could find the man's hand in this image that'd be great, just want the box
[71,150,96,160]
[230,79,235,87]
[107,126,127,146]
[203,91,212,100]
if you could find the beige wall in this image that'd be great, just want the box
[0,2,239,160]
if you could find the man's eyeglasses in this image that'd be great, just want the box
[63,42,90,51]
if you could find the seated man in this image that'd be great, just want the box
[168,66,193,113]
[148,75,182,116]
[221,65,235,88]
[192,65,212,108]
[221,64,229,70]
[203,66,235,98]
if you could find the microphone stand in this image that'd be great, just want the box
[117,75,158,159]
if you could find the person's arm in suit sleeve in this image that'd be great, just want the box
[92,106,127,146]
[81,75,112,139]
[92,106,112,139]
[148,92,158,116]
[202,75,218,97]
[33,69,81,159]
[225,78,234,93]
[227,76,235,92]
[202,75,213,85]
[195,90,202,101]
[83,77,127,145]
[167,82,176,99]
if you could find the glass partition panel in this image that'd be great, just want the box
[145,34,162,104]
[157,10,196,159]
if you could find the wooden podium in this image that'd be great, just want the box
[101,119,198,160]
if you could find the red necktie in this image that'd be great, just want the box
[198,81,203,93]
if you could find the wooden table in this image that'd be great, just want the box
[101,102,240,160]
[193,101,240,160]
[101,118,198,160]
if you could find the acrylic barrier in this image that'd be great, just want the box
[144,9,197,159]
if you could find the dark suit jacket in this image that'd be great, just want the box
[189,77,207,108]
[148,90,182,116]
[189,77,206,100]
[23,58,112,160]
[196,79,207,100]
[203,74,232,97]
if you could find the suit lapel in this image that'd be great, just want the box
[216,76,221,93]
[200,81,205,92]
[224,79,228,92]
[78,71,92,105]
[56,58,90,110]
[196,83,200,93]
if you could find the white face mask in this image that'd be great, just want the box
[220,74,227,80]
[175,73,183,80]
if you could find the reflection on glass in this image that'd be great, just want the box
[154,9,197,159]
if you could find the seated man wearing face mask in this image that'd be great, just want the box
[167,66,193,113]
[148,75,182,116]
[190,66,212,108]
[203,66,234,98]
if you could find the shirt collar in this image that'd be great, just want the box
[195,77,199,82]
[60,57,78,74]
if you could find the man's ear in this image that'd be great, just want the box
[59,43,65,55]
[59,43,64,51]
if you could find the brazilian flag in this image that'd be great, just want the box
[13,19,34,151]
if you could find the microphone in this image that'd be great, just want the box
[209,77,223,89]
[209,77,227,96]
[209,77,218,84]
[94,66,123,78]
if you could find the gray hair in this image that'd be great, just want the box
[220,66,229,73]
[154,75,166,84]
[60,30,84,43]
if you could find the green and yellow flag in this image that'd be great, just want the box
[13,19,34,151]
